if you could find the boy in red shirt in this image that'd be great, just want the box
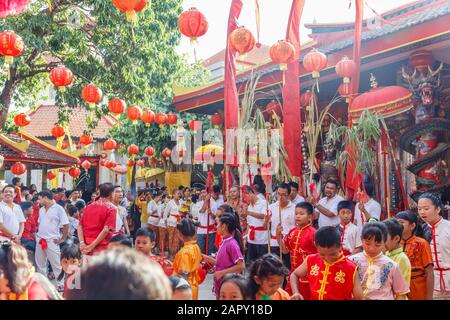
[20,201,38,255]
[276,202,317,298]
[135,227,173,276]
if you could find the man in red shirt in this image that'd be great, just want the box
[78,183,116,255]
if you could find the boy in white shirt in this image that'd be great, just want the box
[336,200,361,256]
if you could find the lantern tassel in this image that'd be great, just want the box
[126,10,138,24]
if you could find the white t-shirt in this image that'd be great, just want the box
[340,223,361,254]
[291,194,306,206]
[115,205,128,232]
[0,201,25,239]
[247,198,268,245]
[210,195,224,214]
[317,194,344,228]
[69,217,79,237]
[429,218,450,293]
[354,198,381,235]
[269,201,296,247]
[190,201,203,220]
[164,200,181,228]
[147,200,159,226]
[37,203,69,240]
[197,200,216,235]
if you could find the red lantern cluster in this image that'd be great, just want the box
[0,30,24,64]
[141,109,155,126]
[178,7,208,43]
[229,27,255,58]
[126,105,142,124]
[211,113,223,127]
[49,66,74,92]
[155,112,167,128]
[11,162,26,176]
[128,144,139,156]
[108,98,126,115]
[52,124,65,138]
[335,56,356,84]
[13,113,30,128]
[79,134,93,146]
[270,40,296,71]
[112,0,147,24]
[82,84,102,110]
[103,138,117,151]
[302,48,327,79]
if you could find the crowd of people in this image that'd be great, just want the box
[0,175,449,301]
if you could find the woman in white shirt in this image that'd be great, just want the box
[164,189,182,259]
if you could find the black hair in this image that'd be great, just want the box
[364,183,374,198]
[212,185,221,193]
[337,200,353,213]
[57,188,65,193]
[191,194,199,204]
[20,201,33,212]
[243,185,255,194]
[168,275,191,291]
[2,184,16,193]
[312,173,320,182]
[296,202,314,215]
[219,273,250,300]
[74,200,86,211]
[56,200,66,207]
[315,226,341,248]
[383,218,403,242]
[12,177,21,186]
[395,211,423,237]
[361,222,387,243]
[218,204,242,234]
[253,175,264,188]
[57,241,81,282]
[109,234,133,248]
[277,183,291,195]
[325,179,339,189]
[176,218,197,238]
[219,212,244,255]
[254,183,266,195]
[67,205,79,217]
[38,189,54,200]
[99,183,115,198]
[21,186,29,192]
[248,254,290,299]
[288,181,299,191]
[135,228,156,242]
[65,190,72,199]
[418,192,443,209]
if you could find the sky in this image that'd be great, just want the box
[178,0,417,61]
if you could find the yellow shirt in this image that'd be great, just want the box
[387,247,411,286]
[136,198,148,223]
[172,240,202,300]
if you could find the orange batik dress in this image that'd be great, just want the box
[172,240,202,300]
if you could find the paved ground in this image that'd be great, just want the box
[198,273,215,300]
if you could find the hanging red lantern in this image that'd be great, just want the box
[112,0,147,24]
[108,98,126,115]
[103,138,117,151]
[155,112,167,128]
[188,120,201,133]
[47,171,56,181]
[141,109,155,126]
[302,48,327,78]
[178,7,208,44]
[82,84,103,110]
[51,124,65,138]
[79,134,93,146]
[11,162,26,176]
[144,146,155,157]
[137,159,144,167]
[269,40,296,71]
[162,148,172,160]
[300,90,316,108]
[100,153,108,159]
[69,167,81,179]
[49,66,74,92]
[128,144,139,156]
[0,30,25,65]
[0,1,30,19]
[126,105,142,124]
[338,83,351,102]
[264,100,282,120]
[229,26,255,59]
[61,141,68,150]
[127,159,135,167]
[167,113,178,125]
[211,113,223,127]
[335,56,356,84]
[13,113,30,128]
[81,160,91,171]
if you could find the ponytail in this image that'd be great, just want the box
[219,212,244,255]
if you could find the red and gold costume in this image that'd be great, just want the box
[306,253,357,300]
[283,224,317,298]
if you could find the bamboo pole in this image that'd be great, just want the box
[266,192,271,255]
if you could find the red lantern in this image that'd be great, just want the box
[103,138,117,151]
[128,144,139,155]
[269,40,296,71]
[100,153,108,159]
[127,159,135,167]
[11,162,26,176]
[108,98,126,115]
[81,160,91,171]
[144,146,155,157]
[126,105,142,124]
[229,27,255,58]
[13,113,30,128]
[189,120,201,132]
[335,56,356,84]
[49,66,74,92]
[338,83,351,102]
[0,30,24,64]
[52,124,65,138]
[141,110,155,126]
[69,167,81,179]
[167,113,178,125]
[155,112,167,128]
[211,113,223,127]
[302,48,327,79]
[0,1,30,19]
[264,100,282,120]
[137,159,144,167]
[162,148,172,160]
[47,171,56,181]
[112,0,147,24]
[61,141,68,150]
[79,134,93,146]
[82,84,102,110]
[178,7,208,43]
[300,90,316,108]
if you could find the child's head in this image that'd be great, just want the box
[168,276,192,300]
[19,201,33,218]
[383,218,403,251]
[219,273,250,300]
[395,211,419,239]
[295,202,313,226]
[217,212,244,254]
[417,192,442,225]
[59,242,82,281]
[314,226,342,264]
[135,228,156,255]
[337,200,353,225]
[248,254,289,298]
[361,222,387,257]
[67,205,80,219]
[176,218,197,241]
[109,234,133,249]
